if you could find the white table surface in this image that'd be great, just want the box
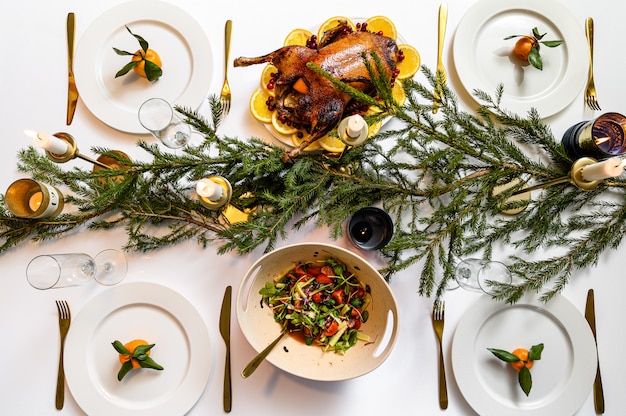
[1,0,625,415]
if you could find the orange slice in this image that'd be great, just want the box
[396,44,420,80]
[284,28,314,46]
[365,16,397,40]
[249,89,273,124]
[291,132,322,151]
[271,111,298,135]
[317,16,355,40]
[260,64,278,94]
[318,133,346,153]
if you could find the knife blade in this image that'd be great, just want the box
[585,288,605,413]
[219,285,232,413]
[66,12,79,125]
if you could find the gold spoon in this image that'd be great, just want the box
[241,331,288,378]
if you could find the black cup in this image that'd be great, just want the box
[562,112,626,159]
[348,207,393,250]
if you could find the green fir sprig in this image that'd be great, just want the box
[2,63,626,304]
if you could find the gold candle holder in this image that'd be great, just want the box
[5,178,64,219]
[337,115,369,147]
[92,150,132,184]
[511,157,602,196]
[46,132,112,170]
[197,176,232,210]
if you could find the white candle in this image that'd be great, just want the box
[346,115,366,138]
[581,158,626,181]
[25,130,69,155]
[196,178,223,201]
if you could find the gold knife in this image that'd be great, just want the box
[585,288,605,413]
[66,12,79,125]
[219,285,233,413]
[433,3,448,113]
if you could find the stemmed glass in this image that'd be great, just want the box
[453,258,512,296]
[26,249,127,290]
[138,98,190,149]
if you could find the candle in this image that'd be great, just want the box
[346,115,366,138]
[28,192,43,211]
[581,158,626,181]
[25,130,69,155]
[196,178,223,201]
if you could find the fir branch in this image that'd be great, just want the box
[2,65,625,304]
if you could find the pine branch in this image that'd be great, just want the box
[2,65,625,304]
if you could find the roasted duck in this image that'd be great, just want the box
[234,20,400,162]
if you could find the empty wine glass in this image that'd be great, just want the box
[138,98,190,149]
[26,249,127,290]
[454,258,512,296]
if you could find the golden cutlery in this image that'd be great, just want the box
[585,289,605,413]
[55,300,71,410]
[219,285,233,413]
[584,17,601,111]
[220,20,233,117]
[433,3,448,114]
[66,12,79,125]
[432,300,448,409]
[241,330,287,378]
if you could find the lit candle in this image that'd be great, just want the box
[25,130,69,155]
[196,178,223,201]
[581,158,626,181]
[346,115,366,139]
[28,192,43,211]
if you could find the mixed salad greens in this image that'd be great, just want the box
[260,257,372,354]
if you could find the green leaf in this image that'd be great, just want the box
[115,61,139,78]
[528,47,543,70]
[487,348,521,362]
[541,40,564,48]
[144,60,163,82]
[112,340,130,354]
[125,25,148,53]
[138,355,164,370]
[112,47,134,56]
[117,361,134,381]
[503,35,523,40]
[529,343,544,360]
[131,343,155,357]
[518,366,532,396]
[531,27,546,40]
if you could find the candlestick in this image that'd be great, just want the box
[26,130,70,155]
[5,179,64,219]
[511,157,603,196]
[197,176,232,210]
[337,115,369,146]
[581,157,626,181]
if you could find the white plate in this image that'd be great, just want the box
[74,0,213,133]
[64,282,211,416]
[453,0,588,118]
[237,243,399,381]
[452,294,597,416]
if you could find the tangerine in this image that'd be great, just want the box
[118,339,150,369]
[510,347,534,371]
[512,36,538,62]
[131,48,162,79]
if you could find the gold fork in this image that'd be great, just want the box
[220,20,233,117]
[433,3,448,114]
[55,300,71,410]
[584,17,601,111]
[432,300,448,409]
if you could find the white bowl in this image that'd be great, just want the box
[236,242,399,381]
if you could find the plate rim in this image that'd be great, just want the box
[452,0,588,118]
[74,0,213,133]
[64,282,212,416]
[451,293,597,416]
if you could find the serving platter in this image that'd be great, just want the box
[452,293,597,415]
[64,282,211,416]
[453,0,588,117]
[74,0,213,133]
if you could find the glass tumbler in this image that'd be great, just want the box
[138,98,190,149]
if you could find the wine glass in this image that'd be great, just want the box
[26,249,127,290]
[454,258,512,296]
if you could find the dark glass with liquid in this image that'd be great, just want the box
[562,112,626,159]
